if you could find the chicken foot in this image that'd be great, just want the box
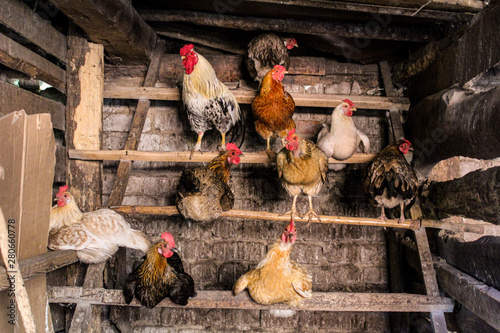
[281,195,301,220]
[378,206,387,221]
[191,132,205,157]
[302,196,321,227]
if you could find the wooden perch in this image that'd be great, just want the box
[69,150,375,165]
[48,286,454,313]
[0,250,78,292]
[109,205,485,233]
[103,86,411,110]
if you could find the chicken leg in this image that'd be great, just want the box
[398,202,405,224]
[281,194,300,220]
[378,206,387,221]
[303,196,321,227]
[193,132,205,152]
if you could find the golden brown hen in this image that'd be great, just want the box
[277,129,328,225]
[363,139,418,223]
[233,219,311,317]
[175,143,243,222]
[252,65,296,156]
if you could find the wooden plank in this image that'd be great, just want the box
[108,205,468,232]
[107,40,165,207]
[434,256,500,330]
[0,0,67,62]
[50,0,156,64]
[103,86,411,110]
[415,228,448,333]
[140,10,443,40]
[338,0,483,12]
[379,60,396,97]
[0,80,65,130]
[69,149,376,165]
[0,33,66,92]
[0,251,78,292]
[48,287,454,312]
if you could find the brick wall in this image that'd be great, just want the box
[103,67,391,332]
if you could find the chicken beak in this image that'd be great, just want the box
[181,56,186,60]
[351,107,357,112]
[171,247,178,253]
[284,71,289,74]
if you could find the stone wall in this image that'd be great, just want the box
[103,64,392,332]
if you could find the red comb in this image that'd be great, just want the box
[226,142,242,154]
[180,44,194,56]
[57,185,69,197]
[288,219,295,230]
[286,128,296,141]
[161,232,175,247]
[403,139,412,146]
[342,99,355,107]
[273,64,286,72]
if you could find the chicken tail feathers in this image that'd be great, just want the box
[126,229,151,254]
[228,108,246,150]
[232,273,249,295]
[123,277,137,305]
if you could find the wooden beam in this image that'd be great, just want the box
[141,10,437,42]
[69,149,375,165]
[108,205,476,233]
[335,0,483,12]
[425,167,500,225]
[0,80,65,130]
[103,86,411,110]
[0,251,78,292]
[0,0,67,62]
[107,40,165,207]
[50,0,156,64]
[0,33,66,91]
[434,256,500,330]
[48,287,454,312]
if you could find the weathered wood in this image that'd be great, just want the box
[436,234,500,290]
[379,60,396,97]
[107,40,165,207]
[48,287,454,312]
[336,0,483,12]
[405,86,500,172]
[407,0,500,102]
[55,143,67,184]
[0,33,66,92]
[103,86,411,110]
[0,0,67,62]
[107,205,476,233]
[0,80,65,130]
[50,0,156,64]
[69,149,375,165]
[141,10,437,42]
[0,251,78,292]
[425,167,500,225]
[434,256,500,330]
[414,228,448,333]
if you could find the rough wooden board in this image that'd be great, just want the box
[103,86,411,110]
[69,149,376,164]
[0,111,55,333]
[0,0,67,62]
[0,80,65,131]
[107,40,165,207]
[0,251,78,292]
[48,287,454,312]
[379,60,396,97]
[434,256,500,330]
[339,0,483,12]
[50,0,156,64]
[0,33,66,92]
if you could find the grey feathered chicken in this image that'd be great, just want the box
[246,33,298,83]
[363,139,418,223]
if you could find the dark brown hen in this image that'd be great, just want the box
[363,140,418,223]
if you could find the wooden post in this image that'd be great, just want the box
[65,24,104,333]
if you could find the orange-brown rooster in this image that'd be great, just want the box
[246,33,298,83]
[175,143,243,222]
[363,139,418,223]
[316,99,370,164]
[277,129,328,226]
[180,44,243,152]
[252,65,295,156]
[48,185,151,264]
[124,232,196,308]
[233,219,311,316]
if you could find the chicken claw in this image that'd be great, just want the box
[302,209,321,227]
[266,149,277,160]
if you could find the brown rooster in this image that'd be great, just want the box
[277,129,328,226]
[180,44,243,152]
[123,232,196,307]
[316,99,370,162]
[246,33,298,83]
[363,139,418,223]
[252,65,296,156]
[49,185,150,264]
[233,218,311,317]
[175,143,243,222]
